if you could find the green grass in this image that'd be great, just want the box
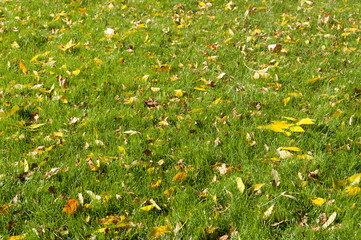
[1,0,361,238]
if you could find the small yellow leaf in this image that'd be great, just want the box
[252,183,265,191]
[141,205,155,211]
[72,69,81,76]
[198,1,205,7]
[297,154,313,160]
[149,225,171,238]
[281,147,302,152]
[296,118,315,125]
[18,61,28,74]
[175,89,185,97]
[194,87,206,91]
[311,197,326,206]
[164,186,176,195]
[236,177,245,194]
[300,181,308,187]
[263,205,275,218]
[11,41,20,48]
[211,97,222,107]
[118,146,126,154]
[151,87,160,92]
[283,97,290,106]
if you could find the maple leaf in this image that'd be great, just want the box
[62,199,79,217]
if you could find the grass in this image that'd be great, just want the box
[1,0,361,238]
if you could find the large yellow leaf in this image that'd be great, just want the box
[311,197,326,206]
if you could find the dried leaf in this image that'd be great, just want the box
[322,212,337,229]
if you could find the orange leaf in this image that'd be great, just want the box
[18,61,28,74]
[172,172,187,181]
[62,199,79,217]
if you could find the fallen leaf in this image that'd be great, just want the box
[149,225,171,238]
[62,199,79,217]
[322,212,337,229]
[172,172,187,181]
[311,197,326,206]
[236,177,245,194]
[18,61,28,74]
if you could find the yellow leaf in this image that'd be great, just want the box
[300,181,308,187]
[27,123,46,129]
[289,126,304,132]
[348,173,361,185]
[263,205,275,218]
[72,69,81,76]
[252,183,265,191]
[8,234,26,240]
[172,172,187,181]
[62,199,79,217]
[211,97,222,107]
[345,186,360,196]
[311,197,326,206]
[164,186,176,195]
[118,146,126,154]
[61,95,68,103]
[175,89,185,97]
[308,77,320,83]
[198,1,205,7]
[11,41,20,48]
[141,205,155,211]
[151,87,160,92]
[297,154,313,160]
[296,118,315,125]
[194,87,206,91]
[283,97,290,106]
[18,61,28,74]
[281,147,302,152]
[151,178,162,188]
[236,177,245,194]
[149,225,171,238]
[251,28,261,36]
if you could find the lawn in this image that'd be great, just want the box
[1,0,361,239]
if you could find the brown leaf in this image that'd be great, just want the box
[144,98,159,107]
